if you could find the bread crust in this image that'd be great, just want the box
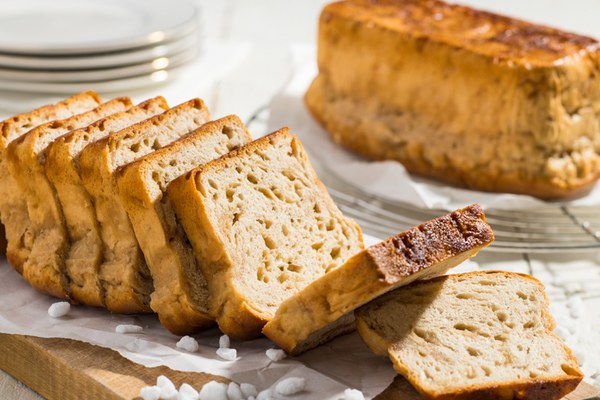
[263,204,494,355]
[116,115,251,334]
[308,0,600,199]
[45,97,168,306]
[355,271,584,400]
[0,91,101,272]
[80,99,209,313]
[6,98,129,299]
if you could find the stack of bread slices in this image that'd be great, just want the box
[0,92,584,399]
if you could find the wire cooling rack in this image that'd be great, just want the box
[247,107,600,254]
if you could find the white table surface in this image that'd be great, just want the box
[1,0,600,399]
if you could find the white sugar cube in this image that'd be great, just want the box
[115,324,143,334]
[240,383,258,398]
[216,347,237,361]
[226,382,243,400]
[265,348,286,362]
[176,335,199,353]
[256,389,273,400]
[140,386,161,400]
[48,301,70,318]
[199,381,227,400]
[276,377,306,396]
[344,388,365,400]
[178,383,199,399]
[157,375,177,400]
[218,334,230,349]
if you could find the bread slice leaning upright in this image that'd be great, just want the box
[263,204,494,355]
[116,115,252,334]
[168,129,364,340]
[6,98,130,299]
[0,91,101,272]
[45,97,169,306]
[80,99,210,313]
[355,271,584,400]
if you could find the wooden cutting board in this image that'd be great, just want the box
[0,333,598,400]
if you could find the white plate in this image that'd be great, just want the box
[0,47,198,83]
[0,31,199,70]
[0,0,198,55]
[0,64,189,94]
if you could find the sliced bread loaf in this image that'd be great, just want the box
[0,92,101,271]
[6,98,131,299]
[355,271,584,400]
[262,204,494,355]
[45,97,169,306]
[116,115,252,334]
[80,99,210,313]
[168,129,364,339]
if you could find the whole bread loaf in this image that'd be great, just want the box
[116,115,251,334]
[7,98,130,299]
[306,0,600,199]
[168,129,364,339]
[355,271,584,400]
[262,204,494,355]
[45,97,168,306]
[80,99,210,313]
[0,92,101,272]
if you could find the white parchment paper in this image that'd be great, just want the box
[267,45,600,212]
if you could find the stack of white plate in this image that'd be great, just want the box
[0,0,200,94]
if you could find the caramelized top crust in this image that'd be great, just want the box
[324,0,600,66]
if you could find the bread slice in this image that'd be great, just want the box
[6,98,131,299]
[45,97,169,306]
[0,92,101,272]
[116,115,252,334]
[355,271,584,400]
[262,204,494,355]
[80,99,210,313]
[168,129,364,339]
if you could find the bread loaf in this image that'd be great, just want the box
[0,92,101,272]
[45,97,169,306]
[306,0,600,199]
[116,115,251,334]
[262,204,494,355]
[168,129,364,339]
[355,271,584,400]
[80,99,210,313]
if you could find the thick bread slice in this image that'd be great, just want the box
[355,271,584,400]
[0,92,101,271]
[116,115,252,334]
[263,204,494,355]
[80,99,210,313]
[6,98,131,299]
[45,97,169,306]
[168,129,364,339]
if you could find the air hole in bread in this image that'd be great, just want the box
[281,224,289,236]
[561,364,581,376]
[130,143,141,153]
[330,246,341,259]
[479,280,496,286]
[523,321,535,329]
[226,189,235,202]
[152,139,161,150]
[222,126,234,139]
[453,323,478,332]
[494,334,507,342]
[312,242,324,251]
[169,159,177,167]
[288,264,302,273]
[208,179,218,190]
[325,262,336,273]
[143,138,149,146]
[313,203,322,214]
[282,170,296,181]
[272,186,285,201]
[467,347,481,357]
[516,291,528,300]
[247,173,258,184]
[152,171,160,184]
[456,293,474,299]
[257,150,271,161]
[264,220,273,229]
[481,366,491,377]
[326,219,335,231]
[277,272,289,283]
[258,187,274,200]
[235,166,242,173]
[496,312,507,322]
[414,328,435,343]
[293,182,304,198]
[232,213,240,225]
[529,371,539,378]
[263,235,277,250]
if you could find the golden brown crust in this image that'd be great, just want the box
[323,0,599,67]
